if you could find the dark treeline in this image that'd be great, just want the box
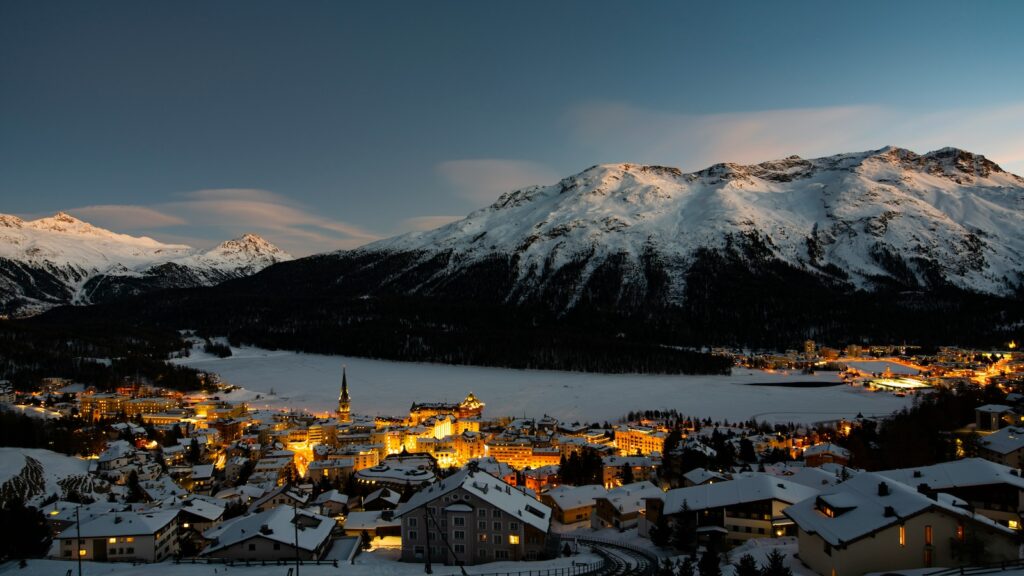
[0,410,108,455]
[0,320,211,392]
[17,243,1024,377]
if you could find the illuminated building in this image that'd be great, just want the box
[614,426,666,456]
[337,366,351,423]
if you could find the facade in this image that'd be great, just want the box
[614,426,666,456]
[53,510,179,563]
[395,468,552,565]
[592,481,662,530]
[541,484,605,524]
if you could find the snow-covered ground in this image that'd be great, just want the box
[3,548,602,576]
[175,346,913,424]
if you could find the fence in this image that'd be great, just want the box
[925,559,1024,576]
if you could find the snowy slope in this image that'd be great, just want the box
[0,447,106,507]
[0,213,291,315]
[360,146,1024,306]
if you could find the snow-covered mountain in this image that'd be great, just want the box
[0,212,291,315]
[354,146,1024,306]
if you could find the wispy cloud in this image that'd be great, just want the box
[437,159,561,205]
[567,101,1024,175]
[66,205,186,229]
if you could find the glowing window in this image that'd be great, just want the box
[899,525,906,547]
[108,537,116,544]
[925,525,932,546]
[509,535,520,545]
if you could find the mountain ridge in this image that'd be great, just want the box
[0,212,291,315]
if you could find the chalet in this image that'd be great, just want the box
[592,481,662,531]
[646,474,819,547]
[363,486,402,511]
[979,426,1024,469]
[540,484,605,524]
[52,510,179,563]
[201,506,334,561]
[683,468,728,487]
[394,468,553,565]
[878,458,1024,529]
[248,485,310,514]
[785,473,1020,576]
[976,404,1016,432]
[314,489,350,517]
[802,443,851,468]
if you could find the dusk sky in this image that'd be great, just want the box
[3,0,1023,256]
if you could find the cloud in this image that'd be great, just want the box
[437,159,561,205]
[164,188,383,254]
[400,215,463,232]
[566,101,1024,174]
[66,205,186,229]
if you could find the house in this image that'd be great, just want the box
[174,495,227,546]
[540,485,605,524]
[343,509,402,538]
[248,484,310,514]
[602,455,657,488]
[314,489,350,517]
[646,473,819,547]
[592,481,662,531]
[52,510,179,563]
[877,457,1024,529]
[201,505,334,561]
[394,467,553,565]
[683,468,728,487]
[976,404,1016,432]
[784,472,1020,576]
[363,486,402,511]
[979,425,1024,470]
[802,443,851,468]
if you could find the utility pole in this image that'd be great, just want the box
[75,505,83,576]
[293,503,301,576]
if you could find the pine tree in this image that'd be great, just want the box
[677,556,695,576]
[760,549,792,576]
[698,547,721,576]
[621,464,636,485]
[734,553,760,576]
[658,558,677,576]
[649,510,670,547]
[671,500,696,553]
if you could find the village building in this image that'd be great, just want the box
[803,443,852,468]
[201,506,334,561]
[784,472,1020,576]
[394,468,553,565]
[52,510,179,563]
[592,481,662,531]
[540,484,605,524]
[978,426,1024,469]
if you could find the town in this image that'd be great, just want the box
[1,341,1023,576]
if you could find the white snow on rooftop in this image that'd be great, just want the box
[663,473,820,515]
[203,505,333,554]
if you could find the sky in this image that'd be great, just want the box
[2,0,1024,256]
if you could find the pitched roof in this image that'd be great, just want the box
[57,510,178,539]
[663,473,819,515]
[877,458,1024,491]
[980,427,1024,455]
[598,481,663,515]
[783,472,1015,547]
[202,505,333,555]
[544,485,606,511]
[395,468,551,532]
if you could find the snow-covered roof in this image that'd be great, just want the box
[97,440,135,463]
[314,489,349,506]
[976,404,1014,414]
[763,464,846,489]
[175,495,226,522]
[598,481,662,515]
[355,463,435,484]
[784,472,1016,547]
[343,510,400,531]
[802,443,851,458]
[57,510,178,539]
[395,468,551,532]
[544,485,606,511]
[683,468,728,485]
[192,464,215,479]
[663,474,820,515]
[980,426,1024,455]
[202,506,333,554]
[364,487,401,507]
[877,458,1024,491]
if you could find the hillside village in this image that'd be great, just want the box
[0,345,1023,576]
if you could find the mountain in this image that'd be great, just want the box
[359,146,1024,307]
[22,146,1024,373]
[0,212,291,316]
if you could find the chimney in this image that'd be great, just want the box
[883,506,896,517]
[917,483,935,499]
[878,482,890,497]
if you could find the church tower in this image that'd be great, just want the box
[337,366,351,423]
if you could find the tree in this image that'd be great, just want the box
[621,464,636,485]
[649,510,671,548]
[126,470,145,503]
[659,558,677,576]
[671,500,696,553]
[0,503,50,561]
[698,547,721,576]
[677,556,695,576]
[734,554,760,576]
[738,438,757,463]
[187,437,201,464]
[562,542,572,557]
[360,530,372,550]
[760,549,792,576]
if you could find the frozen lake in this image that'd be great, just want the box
[174,347,913,424]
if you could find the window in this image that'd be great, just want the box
[924,548,933,567]
[956,523,965,542]
[414,545,424,559]
[493,510,501,518]
[478,549,488,559]
[494,521,502,531]
[824,542,831,557]
[495,550,510,560]
[925,525,932,546]
[126,548,133,554]
[454,530,465,540]
[899,525,906,547]
[509,535,520,545]
[478,521,487,530]
[273,542,281,550]
[510,522,518,531]
[478,509,487,517]
[249,543,256,551]
[493,533,500,543]
[454,544,465,553]
[478,533,488,542]
[409,531,418,540]
[454,517,465,526]
[408,518,418,527]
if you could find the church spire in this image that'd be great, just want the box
[337,365,351,422]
